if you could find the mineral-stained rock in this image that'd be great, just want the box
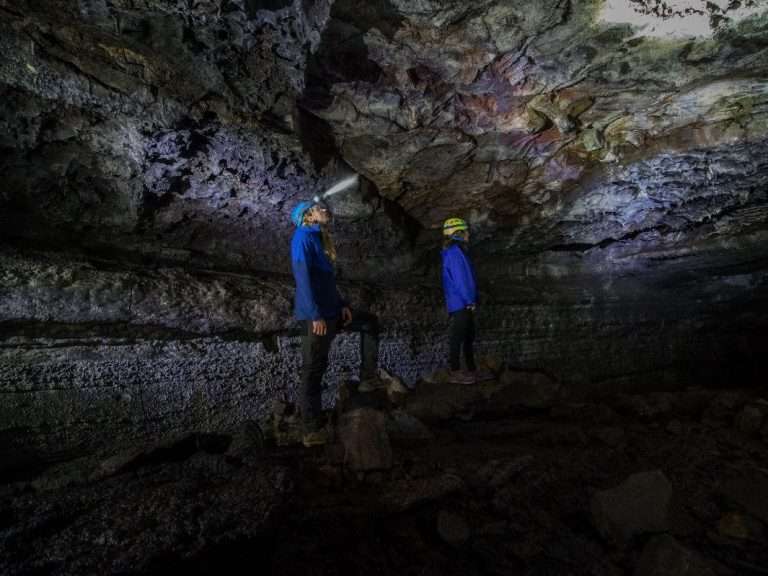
[591,470,672,544]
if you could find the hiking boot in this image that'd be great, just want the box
[302,428,329,447]
[447,370,476,385]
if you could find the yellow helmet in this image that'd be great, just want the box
[443,217,468,236]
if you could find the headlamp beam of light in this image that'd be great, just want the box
[312,174,359,205]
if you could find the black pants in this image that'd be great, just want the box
[300,310,379,430]
[449,308,476,372]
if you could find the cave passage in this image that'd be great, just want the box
[1,0,768,574]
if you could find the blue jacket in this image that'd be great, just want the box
[291,225,345,320]
[441,243,478,313]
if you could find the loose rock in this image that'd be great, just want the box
[591,470,672,543]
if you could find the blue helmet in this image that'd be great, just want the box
[290,201,314,227]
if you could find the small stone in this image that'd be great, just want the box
[596,426,625,446]
[367,471,386,485]
[735,405,764,435]
[488,455,534,488]
[666,420,683,435]
[479,521,507,536]
[437,510,471,544]
[707,391,748,420]
[316,464,342,488]
[380,367,409,406]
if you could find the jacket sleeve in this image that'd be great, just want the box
[446,248,477,307]
[292,238,321,320]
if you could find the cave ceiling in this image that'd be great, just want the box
[1,0,767,284]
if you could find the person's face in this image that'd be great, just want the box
[308,205,330,225]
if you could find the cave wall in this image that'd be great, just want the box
[2,239,766,468]
[1,0,768,466]
[0,248,450,470]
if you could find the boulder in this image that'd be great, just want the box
[595,426,625,447]
[497,370,561,409]
[591,470,672,543]
[665,420,683,435]
[635,535,716,576]
[380,473,465,513]
[226,420,264,456]
[337,408,392,472]
[404,379,484,422]
[379,367,410,406]
[718,512,767,542]
[386,409,433,442]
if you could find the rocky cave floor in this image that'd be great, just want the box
[2,372,768,576]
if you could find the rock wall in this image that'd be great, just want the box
[1,0,768,468]
[2,240,766,472]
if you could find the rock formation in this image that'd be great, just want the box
[1,0,767,517]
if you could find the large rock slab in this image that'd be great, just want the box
[405,369,560,423]
[591,470,672,544]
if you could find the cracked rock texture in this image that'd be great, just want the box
[1,0,768,464]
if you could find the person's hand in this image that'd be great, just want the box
[312,319,327,335]
[342,307,353,326]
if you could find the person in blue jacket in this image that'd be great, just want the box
[441,217,478,385]
[290,200,380,446]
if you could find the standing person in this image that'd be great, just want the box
[290,200,380,447]
[441,217,478,385]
